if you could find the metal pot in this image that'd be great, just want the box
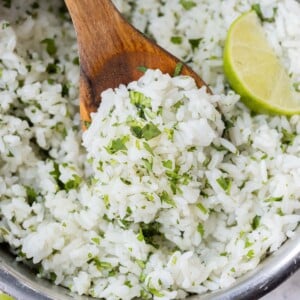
[0,1,300,299]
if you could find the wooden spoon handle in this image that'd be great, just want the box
[65,0,209,124]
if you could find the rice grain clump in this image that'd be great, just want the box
[0,0,300,299]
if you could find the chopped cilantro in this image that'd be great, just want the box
[61,83,70,97]
[196,202,208,214]
[245,238,253,248]
[189,38,203,50]
[142,123,161,141]
[173,62,183,77]
[103,194,110,209]
[252,4,278,22]
[46,62,59,74]
[25,186,37,205]
[124,280,133,288]
[164,128,174,142]
[64,174,82,191]
[41,38,57,56]
[91,258,112,271]
[105,136,129,154]
[180,0,196,10]
[251,215,261,230]
[129,90,152,120]
[143,142,154,156]
[91,237,100,245]
[148,288,164,297]
[142,157,153,173]
[172,99,184,111]
[171,36,183,45]
[120,178,132,185]
[49,272,57,282]
[197,223,205,237]
[136,259,146,269]
[162,160,172,169]
[72,56,80,65]
[165,165,190,194]
[137,228,145,241]
[281,129,295,146]
[246,249,255,259]
[137,66,148,73]
[160,191,176,207]
[130,124,143,139]
[265,196,283,202]
[82,120,91,129]
[216,177,232,194]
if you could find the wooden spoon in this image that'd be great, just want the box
[64,0,209,124]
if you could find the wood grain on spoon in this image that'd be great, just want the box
[64,0,209,124]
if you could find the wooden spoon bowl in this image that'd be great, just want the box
[64,0,209,124]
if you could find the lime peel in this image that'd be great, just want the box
[223,11,300,115]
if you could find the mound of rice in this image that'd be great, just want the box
[0,0,300,299]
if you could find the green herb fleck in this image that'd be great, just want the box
[106,136,129,154]
[137,66,148,73]
[246,249,255,259]
[64,174,82,191]
[251,215,261,230]
[103,194,110,209]
[164,128,174,142]
[245,238,253,248]
[124,280,133,288]
[265,196,283,203]
[130,90,152,120]
[142,122,161,141]
[46,62,59,74]
[172,99,184,111]
[180,0,196,10]
[189,38,202,50]
[25,186,37,205]
[143,142,154,156]
[72,56,79,65]
[137,228,145,242]
[142,158,153,173]
[148,287,164,297]
[162,160,172,169]
[41,38,57,56]
[160,191,176,207]
[281,129,295,146]
[251,4,278,23]
[216,177,232,195]
[196,202,208,214]
[91,237,100,245]
[171,36,183,45]
[173,62,183,76]
[136,259,146,269]
[120,178,132,185]
[197,223,205,237]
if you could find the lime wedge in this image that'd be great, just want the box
[223,11,300,115]
[0,293,15,300]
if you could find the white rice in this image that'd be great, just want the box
[0,0,300,299]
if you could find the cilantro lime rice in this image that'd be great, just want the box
[0,0,300,299]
